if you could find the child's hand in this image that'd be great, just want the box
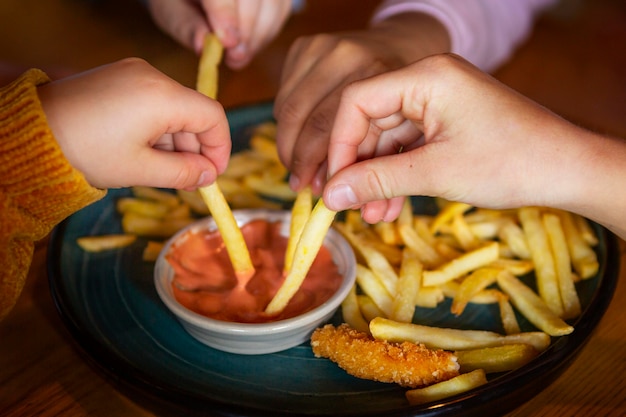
[147,0,293,69]
[323,54,590,223]
[38,58,231,190]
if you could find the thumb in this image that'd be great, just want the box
[324,151,428,212]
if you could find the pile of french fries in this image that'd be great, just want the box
[335,199,599,404]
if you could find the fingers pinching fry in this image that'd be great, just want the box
[265,199,337,315]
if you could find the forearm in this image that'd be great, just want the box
[371,0,558,71]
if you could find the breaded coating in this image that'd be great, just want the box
[311,324,459,388]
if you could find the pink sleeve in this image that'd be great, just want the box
[371,0,559,71]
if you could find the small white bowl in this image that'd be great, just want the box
[154,209,356,355]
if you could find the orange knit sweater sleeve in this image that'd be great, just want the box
[0,69,106,321]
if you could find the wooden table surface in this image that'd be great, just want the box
[1,0,625,416]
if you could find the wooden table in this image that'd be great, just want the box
[1,0,625,415]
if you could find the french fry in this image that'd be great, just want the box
[519,207,564,317]
[355,265,394,317]
[221,151,270,179]
[422,241,499,287]
[374,221,401,246]
[450,213,480,250]
[341,285,370,334]
[398,223,444,268]
[77,234,137,252]
[142,240,164,262]
[265,199,337,315]
[196,34,255,281]
[121,212,194,238]
[558,210,599,279]
[131,186,180,208]
[414,286,445,308]
[196,33,223,99]
[284,187,312,274]
[497,218,531,259]
[429,201,473,234]
[543,212,581,319]
[450,267,503,316]
[497,271,574,336]
[243,173,297,201]
[497,294,521,335]
[391,250,422,322]
[440,282,502,305]
[357,294,387,322]
[336,223,399,296]
[116,197,172,219]
[455,344,538,374]
[573,213,599,246]
[369,317,551,352]
[405,369,487,405]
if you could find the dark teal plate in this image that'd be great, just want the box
[48,103,620,417]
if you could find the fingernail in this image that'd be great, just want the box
[197,171,210,187]
[326,184,358,210]
[289,174,300,191]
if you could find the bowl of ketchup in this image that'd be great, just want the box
[154,209,356,355]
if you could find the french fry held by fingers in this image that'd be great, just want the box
[265,199,337,315]
[284,186,313,275]
[196,34,255,281]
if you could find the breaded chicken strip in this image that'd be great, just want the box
[311,324,459,388]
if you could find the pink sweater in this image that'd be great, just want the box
[371,0,558,71]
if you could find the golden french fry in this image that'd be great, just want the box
[284,187,312,274]
[398,223,444,268]
[353,228,403,266]
[429,201,473,234]
[450,267,502,316]
[543,212,581,319]
[488,258,534,276]
[243,174,297,201]
[77,234,137,252]
[373,221,401,246]
[196,33,223,99]
[558,210,599,279]
[518,207,564,317]
[405,369,487,405]
[440,282,502,305]
[131,186,180,208]
[265,199,337,314]
[221,151,270,179]
[357,294,387,322]
[391,250,422,322]
[422,241,500,287]
[497,218,531,259]
[142,240,165,262]
[450,213,480,250]
[355,265,394,317]
[116,197,172,219]
[199,184,255,279]
[336,223,398,296]
[414,286,445,308]
[121,212,194,238]
[369,317,551,352]
[341,285,370,334]
[573,213,599,246]
[249,130,281,162]
[497,270,574,336]
[497,295,521,335]
[455,344,538,374]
